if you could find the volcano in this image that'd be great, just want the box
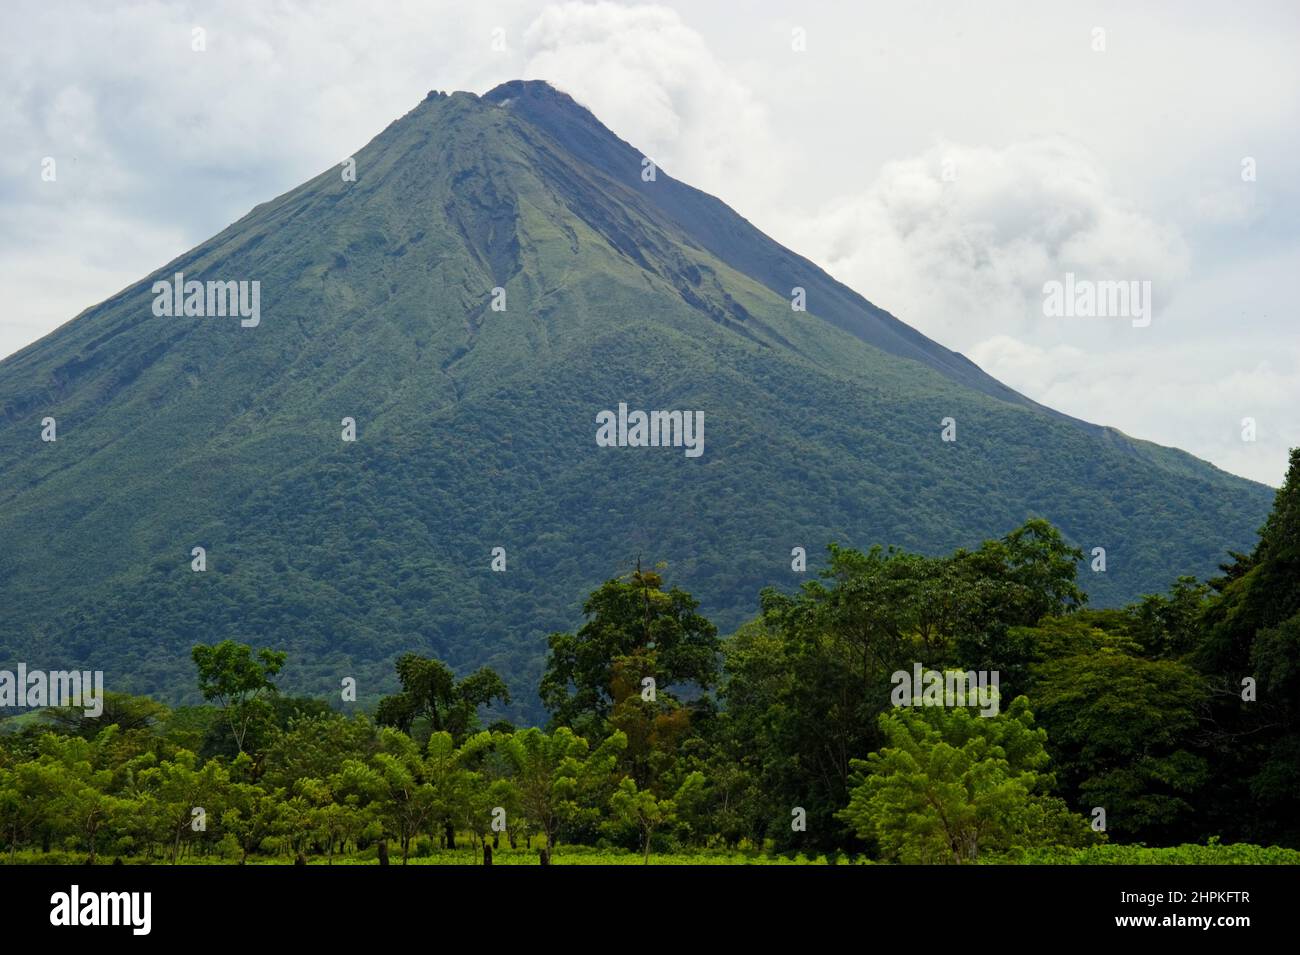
[0,80,1271,719]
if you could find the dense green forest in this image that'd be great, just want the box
[3,450,1298,865]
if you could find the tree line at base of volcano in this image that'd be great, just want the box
[3,449,1299,864]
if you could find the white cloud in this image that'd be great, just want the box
[781,131,1297,484]
[520,1,786,212]
[784,137,1191,353]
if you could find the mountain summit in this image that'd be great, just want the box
[0,81,1271,716]
[484,80,1071,416]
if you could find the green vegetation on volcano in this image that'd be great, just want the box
[0,82,1273,719]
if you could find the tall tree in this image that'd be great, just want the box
[839,693,1094,863]
[499,727,626,852]
[369,729,439,864]
[610,772,704,864]
[1032,647,1208,841]
[190,641,286,755]
[375,654,509,745]
[540,563,719,735]
[1195,448,1300,845]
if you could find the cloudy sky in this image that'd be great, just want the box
[3,0,1297,484]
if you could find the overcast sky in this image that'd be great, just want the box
[3,0,1297,485]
